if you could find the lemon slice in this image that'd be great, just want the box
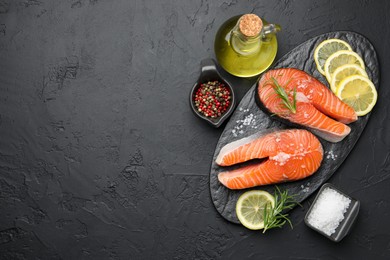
[336,75,377,116]
[324,50,365,82]
[330,64,368,93]
[314,39,352,75]
[236,190,275,230]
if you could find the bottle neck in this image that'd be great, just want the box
[230,23,262,55]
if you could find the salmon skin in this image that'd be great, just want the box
[216,129,323,190]
[257,68,357,143]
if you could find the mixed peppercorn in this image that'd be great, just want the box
[194,80,231,118]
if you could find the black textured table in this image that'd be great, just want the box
[0,1,389,259]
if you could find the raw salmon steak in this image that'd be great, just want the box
[257,68,357,142]
[216,129,323,190]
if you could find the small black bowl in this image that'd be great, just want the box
[304,183,360,242]
[189,58,236,128]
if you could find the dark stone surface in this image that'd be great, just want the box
[0,0,389,259]
[210,31,379,224]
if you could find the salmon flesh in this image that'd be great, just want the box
[216,129,323,190]
[257,68,357,142]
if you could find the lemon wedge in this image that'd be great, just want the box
[314,39,352,75]
[336,75,377,116]
[324,50,365,82]
[236,190,275,230]
[330,64,368,93]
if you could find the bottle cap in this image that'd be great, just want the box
[238,14,263,37]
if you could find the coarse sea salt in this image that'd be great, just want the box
[231,111,258,137]
[301,182,310,193]
[307,187,351,236]
[326,150,338,160]
[270,152,291,166]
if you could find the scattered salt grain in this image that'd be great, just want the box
[307,187,351,236]
[242,114,254,125]
[301,182,311,193]
[326,150,338,160]
[231,112,258,137]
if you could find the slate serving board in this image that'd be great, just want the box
[210,31,380,224]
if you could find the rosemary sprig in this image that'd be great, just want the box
[262,186,300,233]
[270,77,297,114]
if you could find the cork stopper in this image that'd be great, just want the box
[238,14,263,37]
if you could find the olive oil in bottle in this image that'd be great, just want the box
[214,14,281,78]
